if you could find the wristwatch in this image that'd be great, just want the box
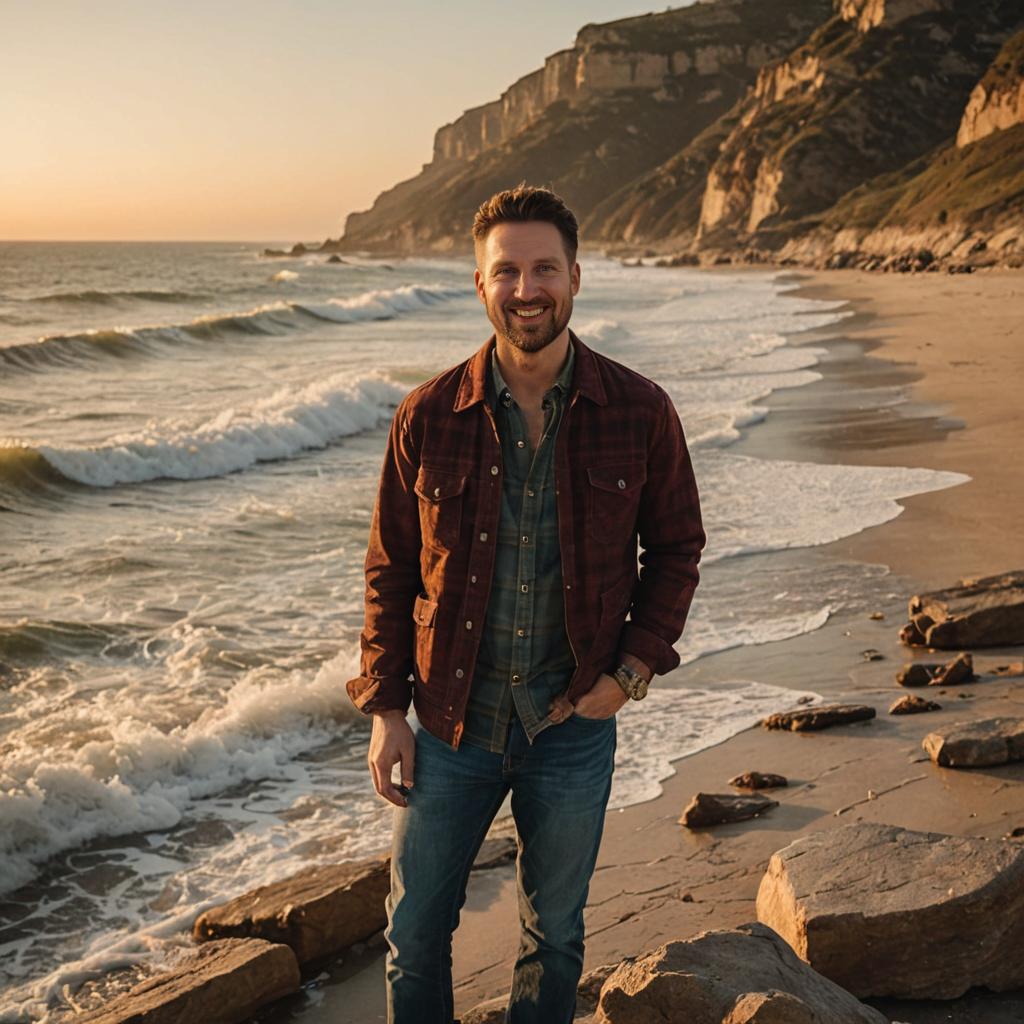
[612,663,649,701]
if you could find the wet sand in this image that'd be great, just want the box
[275,268,1024,1024]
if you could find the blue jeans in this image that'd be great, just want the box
[385,711,617,1024]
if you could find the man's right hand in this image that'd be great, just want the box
[368,709,416,808]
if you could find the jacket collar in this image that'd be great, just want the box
[453,328,607,412]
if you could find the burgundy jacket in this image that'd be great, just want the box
[346,330,705,748]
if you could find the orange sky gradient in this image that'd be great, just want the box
[1,1,679,242]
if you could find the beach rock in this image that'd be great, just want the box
[929,651,975,686]
[680,792,778,828]
[756,822,1024,999]
[595,922,886,1023]
[762,704,875,731]
[326,254,346,264]
[902,570,1024,648]
[193,857,389,964]
[922,717,1024,767]
[868,611,885,620]
[470,836,517,870]
[75,938,299,1024]
[896,661,940,686]
[861,648,884,661]
[889,693,941,714]
[728,771,788,790]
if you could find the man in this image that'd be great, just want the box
[347,185,705,1023]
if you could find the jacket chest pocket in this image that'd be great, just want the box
[415,465,468,553]
[586,463,646,541]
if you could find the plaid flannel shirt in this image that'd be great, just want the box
[346,330,705,749]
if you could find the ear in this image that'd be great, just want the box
[473,267,486,305]
[570,260,581,296]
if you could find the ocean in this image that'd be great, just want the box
[0,241,968,1020]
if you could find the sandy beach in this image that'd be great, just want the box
[262,266,1024,1024]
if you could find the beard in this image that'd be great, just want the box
[487,293,573,353]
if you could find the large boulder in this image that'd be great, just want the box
[193,857,389,964]
[922,717,1024,767]
[900,570,1024,648]
[594,922,885,1023]
[76,938,299,1024]
[756,822,1024,999]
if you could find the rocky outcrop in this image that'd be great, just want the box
[836,0,949,34]
[762,703,875,731]
[900,571,1024,648]
[922,717,1024,767]
[957,30,1024,147]
[756,822,1024,999]
[193,857,390,964]
[75,938,300,1024]
[595,922,886,1023]
[679,792,778,828]
[695,0,1019,249]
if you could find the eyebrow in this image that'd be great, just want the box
[490,256,564,270]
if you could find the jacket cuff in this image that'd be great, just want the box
[345,673,414,716]
[616,622,681,678]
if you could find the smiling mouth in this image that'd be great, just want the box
[509,306,548,319]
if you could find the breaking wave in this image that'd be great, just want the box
[1,283,471,372]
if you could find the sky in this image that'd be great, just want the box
[1,1,693,242]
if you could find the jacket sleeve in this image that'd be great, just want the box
[617,387,705,677]
[345,399,423,714]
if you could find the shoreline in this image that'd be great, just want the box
[282,266,1024,1023]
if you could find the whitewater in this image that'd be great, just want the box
[0,241,967,1021]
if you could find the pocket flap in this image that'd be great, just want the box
[587,464,647,495]
[414,466,468,502]
[413,593,438,627]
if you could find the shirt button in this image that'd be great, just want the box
[479,531,488,542]
[516,440,525,448]
[465,620,473,630]
[618,479,626,489]
[455,668,464,678]
[521,584,528,593]
[522,535,529,544]
[470,574,477,583]
[511,673,521,683]
[490,465,499,476]
[527,489,535,497]
[517,629,526,637]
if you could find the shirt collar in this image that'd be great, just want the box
[454,329,606,413]
[488,338,575,410]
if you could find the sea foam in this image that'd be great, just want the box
[20,372,406,488]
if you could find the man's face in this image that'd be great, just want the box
[474,221,580,353]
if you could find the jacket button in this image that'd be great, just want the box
[455,668,464,678]
[470,574,477,583]
[434,486,441,497]
[479,532,488,542]
[565,583,572,590]
[490,465,499,475]
[618,479,626,489]
[465,620,473,630]
[512,673,521,683]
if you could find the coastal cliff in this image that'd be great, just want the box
[312,0,1023,269]
[334,0,831,253]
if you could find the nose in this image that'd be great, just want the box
[513,271,541,302]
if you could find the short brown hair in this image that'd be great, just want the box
[472,184,579,264]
